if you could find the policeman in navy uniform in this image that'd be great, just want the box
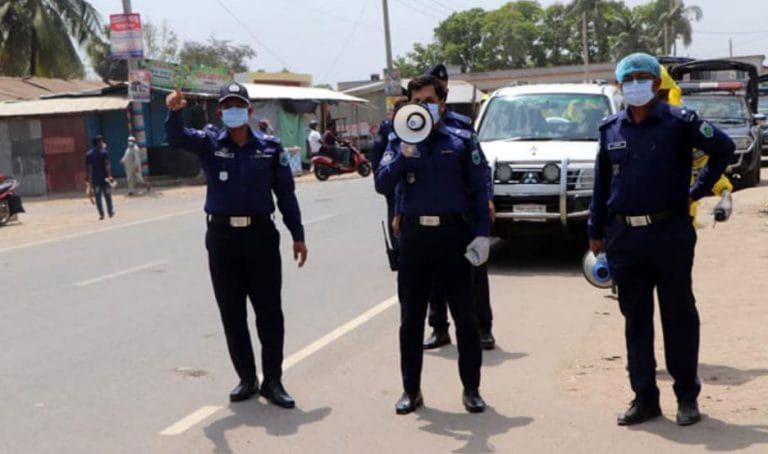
[165,82,307,408]
[588,53,734,426]
[421,63,496,351]
[376,75,491,415]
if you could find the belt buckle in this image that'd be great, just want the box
[419,216,440,227]
[626,215,650,227]
[229,216,250,227]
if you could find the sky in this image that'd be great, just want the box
[87,0,768,86]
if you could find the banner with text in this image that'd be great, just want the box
[110,13,143,59]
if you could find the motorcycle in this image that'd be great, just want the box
[0,174,24,226]
[310,143,372,181]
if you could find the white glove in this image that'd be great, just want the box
[464,236,490,267]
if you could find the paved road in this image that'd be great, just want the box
[2,174,767,453]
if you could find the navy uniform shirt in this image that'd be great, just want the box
[588,101,735,240]
[371,119,393,173]
[165,110,304,242]
[375,122,491,237]
[443,111,493,201]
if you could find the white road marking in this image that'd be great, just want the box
[74,260,167,287]
[0,208,200,254]
[303,214,337,225]
[158,406,223,436]
[159,295,399,436]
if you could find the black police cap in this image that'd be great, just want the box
[424,63,448,82]
[218,81,250,104]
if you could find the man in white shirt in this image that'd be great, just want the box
[307,121,322,155]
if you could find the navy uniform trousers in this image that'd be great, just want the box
[398,219,482,394]
[428,265,492,333]
[607,215,700,403]
[205,219,284,384]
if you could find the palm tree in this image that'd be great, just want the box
[0,0,103,78]
[654,0,703,55]
[608,8,656,61]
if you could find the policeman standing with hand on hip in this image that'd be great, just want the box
[376,75,491,415]
[165,82,307,408]
[588,53,734,426]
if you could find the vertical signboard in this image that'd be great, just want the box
[110,13,143,59]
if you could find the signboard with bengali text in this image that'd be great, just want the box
[110,13,143,59]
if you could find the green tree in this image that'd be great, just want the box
[433,8,487,73]
[393,42,444,78]
[86,25,127,82]
[648,0,703,55]
[607,7,656,61]
[480,1,545,70]
[0,0,102,78]
[143,18,178,62]
[178,36,255,73]
[540,4,579,66]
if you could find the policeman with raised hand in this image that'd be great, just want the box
[165,82,307,409]
[375,75,491,415]
[422,63,496,351]
[588,53,734,426]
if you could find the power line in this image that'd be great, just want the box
[693,29,768,35]
[212,0,291,69]
[393,0,444,21]
[422,0,456,14]
[321,0,371,84]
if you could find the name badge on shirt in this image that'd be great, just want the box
[607,141,627,150]
[214,148,234,159]
[219,171,229,181]
[440,149,454,155]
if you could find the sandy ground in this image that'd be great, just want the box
[562,168,768,424]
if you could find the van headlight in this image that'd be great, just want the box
[732,136,751,150]
[542,163,560,182]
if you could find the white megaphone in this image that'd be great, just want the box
[392,103,433,144]
[582,250,613,289]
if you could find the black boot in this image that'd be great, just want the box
[260,380,295,409]
[480,329,495,350]
[395,391,423,415]
[229,380,258,402]
[423,329,451,350]
[462,389,486,413]
[617,399,661,426]
[676,400,701,426]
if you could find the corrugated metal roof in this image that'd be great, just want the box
[242,83,368,103]
[343,79,482,104]
[0,96,130,118]
[0,77,110,102]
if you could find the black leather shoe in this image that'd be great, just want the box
[229,381,258,402]
[395,391,423,415]
[423,330,451,350]
[260,380,295,409]
[480,330,495,350]
[676,401,701,426]
[617,399,661,426]
[463,389,486,413]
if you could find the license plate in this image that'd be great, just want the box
[513,204,546,214]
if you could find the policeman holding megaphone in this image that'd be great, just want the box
[375,75,491,416]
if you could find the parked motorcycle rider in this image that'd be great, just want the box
[320,121,350,167]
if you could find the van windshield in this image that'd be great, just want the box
[478,93,611,142]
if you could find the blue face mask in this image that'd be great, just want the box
[221,107,250,128]
[425,103,441,124]
[622,79,655,107]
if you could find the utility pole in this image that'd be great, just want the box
[382,0,393,70]
[729,38,733,57]
[121,0,149,179]
[582,12,590,81]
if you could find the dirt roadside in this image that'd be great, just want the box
[562,169,768,424]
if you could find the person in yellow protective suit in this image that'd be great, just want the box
[658,66,733,226]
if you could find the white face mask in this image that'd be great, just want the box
[622,79,655,107]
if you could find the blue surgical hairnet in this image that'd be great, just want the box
[615,53,661,82]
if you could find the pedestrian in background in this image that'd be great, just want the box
[588,53,734,427]
[120,136,150,196]
[165,82,307,408]
[85,135,115,220]
[307,120,322,156]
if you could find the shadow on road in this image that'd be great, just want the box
[425,345,528,368]
[630,416,768,452]
[656,363,768,387]
[488,233,585,278]
[416,406,533,453]
[203,401,331,453]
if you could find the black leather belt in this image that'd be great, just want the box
[615,209,684,227]
[207,214,271,227]
[402,214,465,227]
